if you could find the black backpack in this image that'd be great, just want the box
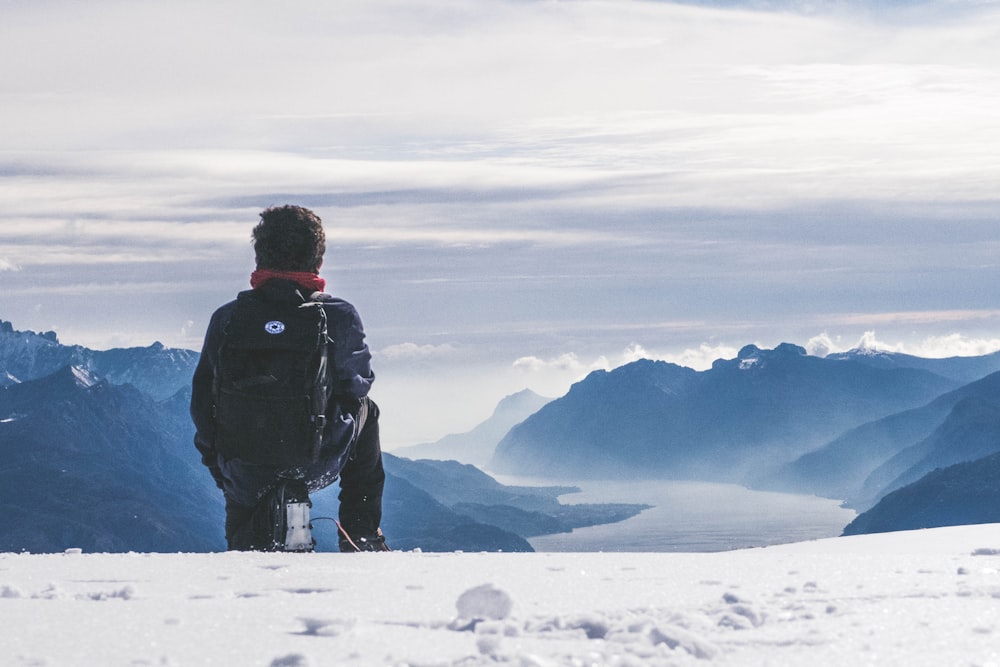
[213,289,331,468]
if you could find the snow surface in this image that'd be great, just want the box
[3,524,1000,666]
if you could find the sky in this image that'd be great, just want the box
[3,0,1000,446]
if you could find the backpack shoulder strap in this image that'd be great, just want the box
[299,296,331,461]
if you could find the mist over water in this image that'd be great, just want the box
[518,480,856,553]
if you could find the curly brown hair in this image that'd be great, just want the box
[252,205,326,272]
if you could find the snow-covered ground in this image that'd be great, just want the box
[3,524,1000,666]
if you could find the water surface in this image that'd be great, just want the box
[520,479,856,552]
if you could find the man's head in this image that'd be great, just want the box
[252,205,326,272]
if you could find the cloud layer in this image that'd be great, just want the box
[3,0,1000,441]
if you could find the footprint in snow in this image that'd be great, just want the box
[295,617,356,637]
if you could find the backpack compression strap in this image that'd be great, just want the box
[300,297,330,462]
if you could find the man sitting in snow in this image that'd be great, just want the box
[191,205,389,552]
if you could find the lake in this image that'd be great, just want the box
[513,479,857,553]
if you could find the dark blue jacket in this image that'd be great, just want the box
[191,279,375,506]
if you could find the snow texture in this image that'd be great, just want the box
[2,524,1000,665]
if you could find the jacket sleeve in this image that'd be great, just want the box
[190,306,230,490]
[327,300,375,402]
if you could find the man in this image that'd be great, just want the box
[191,205,389,552]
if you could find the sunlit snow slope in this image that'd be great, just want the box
[3,525,1000,665]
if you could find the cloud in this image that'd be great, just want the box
[828,310,1000,327]
[621,343,650,364]
[511,329,1000,383]
[909,334,1000,358]
[4,1,1000,207]
[600,341,741,371]
[508,352,608,401]
[804,330,1000,358]
[512,341,742,378]
[659,343,741,371]
[512,352,596,375]
[853,331,1000,358]
[806,332,840,357]
[180,320,196,340]
[3,0,1000,444]
[4,1,1000,268]
[377,342,460,362]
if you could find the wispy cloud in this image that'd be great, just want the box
[377,342,461,362]
[823,309,1000,327]
[513,352,596,376]
[511,341,742,385]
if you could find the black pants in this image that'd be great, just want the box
[225,398,385,550]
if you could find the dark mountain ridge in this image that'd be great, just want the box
[771,370,1000,507]
[827,347,1000,384]
[843,450,1000,536]
[0,320,198,399]
[0,366,225,553]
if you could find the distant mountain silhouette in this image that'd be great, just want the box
[0,320,197,399]
[827,348,1000,384]
[842,450,1000,536]
[491,344,961,483]
[770,371,1000,507]
[394,389,552,468]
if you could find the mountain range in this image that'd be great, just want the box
[0,320,198,400]
[6,317,1000,548]
[0,321,644,553]
[490,343,984,484]
[485,343,1000,538]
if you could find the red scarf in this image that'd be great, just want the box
[250,269,326,293]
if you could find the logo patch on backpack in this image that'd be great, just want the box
[264,320,286,335]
